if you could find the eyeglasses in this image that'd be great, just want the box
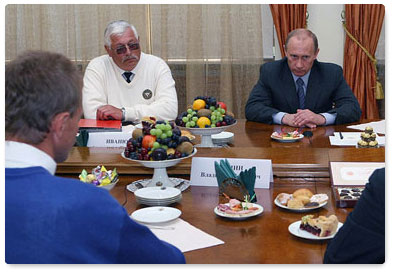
[112,42,140,55]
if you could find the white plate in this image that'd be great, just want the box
[274,198,327,212]
[130,206,181,224]
[211,131,234,144]
[288,220,343,240]
[271,134,304,143]
[214,203,264,220]
[134,187,181,200]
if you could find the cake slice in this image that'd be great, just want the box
[300,215,339,237]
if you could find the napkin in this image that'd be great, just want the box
[148,218,224,253]
[214,159,257,202]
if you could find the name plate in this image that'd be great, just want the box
[190,157,273,189]
[87,132,131,147]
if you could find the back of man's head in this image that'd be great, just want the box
[5,50,82,145]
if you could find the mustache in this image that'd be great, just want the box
[122,55,139,63]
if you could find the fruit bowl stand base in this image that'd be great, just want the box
[127,177,191,192]
[197,134,221,148]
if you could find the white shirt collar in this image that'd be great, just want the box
[5,141,57,175]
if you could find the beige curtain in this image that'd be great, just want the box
[5,4,148,67]
[6,4,264,118]
[151,4,263,118]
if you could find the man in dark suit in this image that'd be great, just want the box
[324,168,385,263]
[245,29,361,128]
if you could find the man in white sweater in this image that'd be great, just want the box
[82,20,178,123]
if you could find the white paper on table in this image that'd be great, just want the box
[148,218,224,253]
[329,132,385,146]
[347,120,385,134]
[330,162,385,186]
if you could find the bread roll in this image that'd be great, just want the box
[292,188,313,199]
[294,195,311,205]
[287,198,304,209]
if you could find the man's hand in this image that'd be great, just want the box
[293,109,326,128]
[96,105,122,120]
[281,113,298,127]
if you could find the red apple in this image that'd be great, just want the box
[217,101,227,111]
[142,135,156,149]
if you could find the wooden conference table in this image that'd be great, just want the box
[58,119,385,263]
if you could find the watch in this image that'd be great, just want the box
[121,107,126,121]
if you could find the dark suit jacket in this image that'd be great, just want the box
[324,168,385,264]
[245,58,362,124]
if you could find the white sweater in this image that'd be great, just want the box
[82,52,178,122]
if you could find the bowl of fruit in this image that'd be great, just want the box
[175,96,236,147]
[122,118,197,188]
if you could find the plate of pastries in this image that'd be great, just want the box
[274,188,328,212]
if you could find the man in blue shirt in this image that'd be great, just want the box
[245,29,361,128]
[5,50,185,264]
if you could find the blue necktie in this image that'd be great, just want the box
[123,71,134,83]
[296,77,305,109]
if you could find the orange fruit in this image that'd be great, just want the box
[197,117,211,128]
[192,99,206,111]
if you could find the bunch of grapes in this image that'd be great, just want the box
[175,96,235,128]
[123,119,194,161]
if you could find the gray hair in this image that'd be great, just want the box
[104,20,139,47]
[5,50,82,144]
[285,28,319,53]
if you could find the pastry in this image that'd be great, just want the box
[276,193,292,206]
[365,126,373,134]
[292,188,313,199]
[294,195,311,205]
[300,214,339,237]
[287,198,304,209]
[369,140,378,148]
[310,193,328,204]
[357,140,368,148]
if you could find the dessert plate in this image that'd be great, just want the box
[271,134,304,143]
[274,198,327,212]
[130,207,181,224]
[214,203,264,220]
[288,220,343,240]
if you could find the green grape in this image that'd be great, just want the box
[155,128,163,136]
[189,121,195,127]
[161,133,167,139]
[218,116,223,122]
[161,145,168,150]
[211,115,217,122]
[186,122,191,128]
[159,124,167,131]
[166,130,173,137]
[187,108,193,114]
[211,124,216,127]
[191,111,197,116]
[192,116,198,122]
[165,124,172,131]
[210,106,215,111]
[182,116,189,123]
[153,142,160,149]
[187,114,192,119]
[150,128,157,136]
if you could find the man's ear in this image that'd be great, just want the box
[50,112,71,142]
[105,45,112,57]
